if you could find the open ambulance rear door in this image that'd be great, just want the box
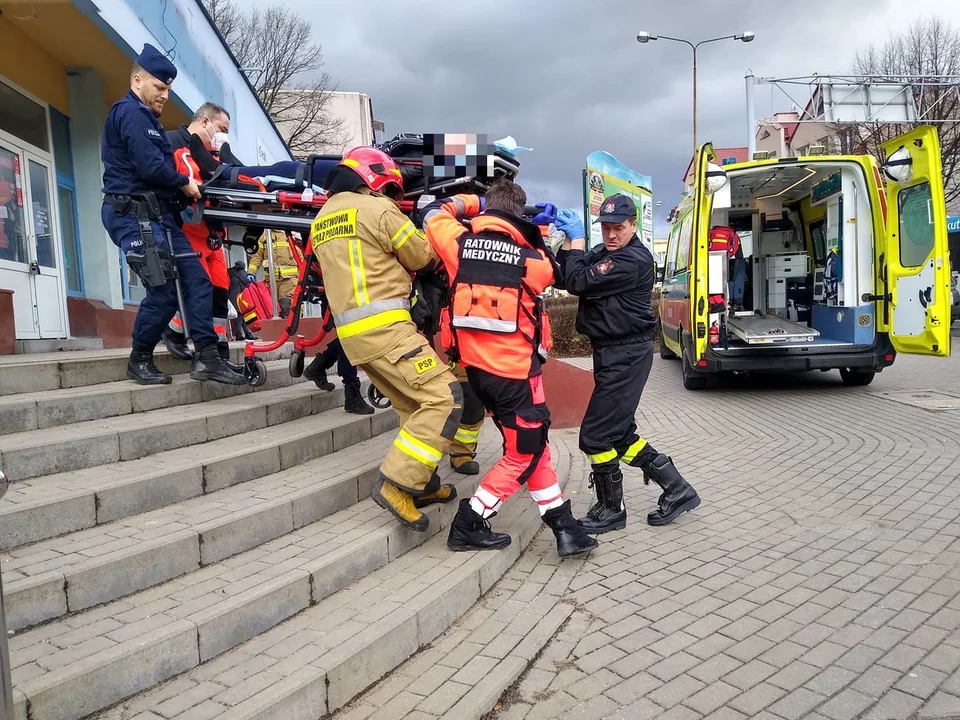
[877,125,951,357]
[690,142,724,365]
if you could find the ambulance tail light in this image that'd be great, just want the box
[885,353,895,362]
[697,359,708,367]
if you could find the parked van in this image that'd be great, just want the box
[660,126,951,390]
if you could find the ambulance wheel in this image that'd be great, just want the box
[368,384,392,409]
[659,327,678,359]
[245,358,268,387]
[289,350,305,378]
[840,368,875,387]
[681,348,708,391]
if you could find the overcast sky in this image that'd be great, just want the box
[239,0,960,235]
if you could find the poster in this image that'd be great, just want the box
[582,150,653,250]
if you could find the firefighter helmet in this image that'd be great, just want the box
[337,146,404,197]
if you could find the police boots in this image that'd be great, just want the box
[577,468,627,534]
[127,347,172,385]
[162,327,193,361]
[303,356,335,391]
[447,499,512,551]
[217,342,246,374]
[343,379,375,415]
[190,342,246,385]
[643,454,701,526]
[543,500,599,557]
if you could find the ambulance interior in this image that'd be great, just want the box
[707,161,876,351]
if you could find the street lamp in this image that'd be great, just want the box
[636,31,755,155]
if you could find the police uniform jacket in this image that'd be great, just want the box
[555,235,656,346]
[101,90,190,201]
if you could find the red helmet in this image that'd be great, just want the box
[338,146,404,197]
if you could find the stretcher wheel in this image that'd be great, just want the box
[289,350,305,378]
[245,358,268,387]
[368,384,392,409]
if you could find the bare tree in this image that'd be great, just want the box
[201,0,347,158]
[833,17,960,204]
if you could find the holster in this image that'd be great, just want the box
[107,193,176,289]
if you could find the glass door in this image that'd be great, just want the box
[0,139,38,338]
[24,154,66,337]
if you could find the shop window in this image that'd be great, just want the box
[49,108,84,295]
[0,80,48,151]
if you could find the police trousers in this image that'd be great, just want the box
[315,337,359,382]
[466,368,563,516]
[448,361,485,468]
[102,205,216,349]
[362,328,463,495]
[579,340,657,471]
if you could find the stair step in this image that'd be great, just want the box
[0,343,292,397]
[8,446,509,720]
[0,359,306,435]
[0,380,335,482]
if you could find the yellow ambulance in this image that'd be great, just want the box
[659,126,951,390]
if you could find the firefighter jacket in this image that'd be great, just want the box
[555,235,657,346]
[310,186,439,366]
[423,195,559,380]
[247,229,300,279]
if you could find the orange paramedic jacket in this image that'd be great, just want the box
[424,195,559,380]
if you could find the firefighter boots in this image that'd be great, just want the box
[127,347,172,385]
[343,379,375,415]
[451,458,480,475]
[413,473,458,508]
[303,357,335,391]
[447,499,511,551]
[543,500,599,557]
[644,454,701,526]
[577,468,627,534]
[190,343,247,385]
[371,477,429,532]
[162,327,193,361]
[217,342,245,374]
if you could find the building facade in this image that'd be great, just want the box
[0,0,291,349]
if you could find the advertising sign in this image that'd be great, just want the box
[582,151,653,250]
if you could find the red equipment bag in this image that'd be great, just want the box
[236,280,274,332]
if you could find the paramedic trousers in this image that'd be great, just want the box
[579,340,658,472]
[448,361,485,469]
[465,367,563,516]
[361,328,463,495]
[102,207,217,349]
[170,232,230,341]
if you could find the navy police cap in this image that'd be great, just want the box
[136,43,177,85]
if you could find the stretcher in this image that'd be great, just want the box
[725,310,820,345]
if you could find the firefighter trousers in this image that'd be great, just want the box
[465,367,564,517]
[448,361,485,469]
[579,340,659,471]
[362,329,463,495]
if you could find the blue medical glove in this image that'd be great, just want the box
[247,273,256,283]
[531,202,557,226]
[479,197,486,212]
[555,209,585,239]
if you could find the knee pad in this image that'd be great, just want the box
[460,382,485,425]
[440,381,465,441]
[211,286,229,318]
[279,297,292,317]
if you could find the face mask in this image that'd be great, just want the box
[211,132,229,151]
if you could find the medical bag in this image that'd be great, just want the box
[235,280,274,332]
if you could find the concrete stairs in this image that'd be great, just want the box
[0,346,562,720]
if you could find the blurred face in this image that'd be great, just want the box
[600,217,638,251]
[133,72,171,117]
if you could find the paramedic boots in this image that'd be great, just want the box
[190,342,247,385]
[217,342,245,374]
[543,500,599,557]
[343,379,375,415]
[163,328,193,361]
[127,347,172,385]
[577,468,627,534]
[447,499,511,551]
[643,454,701,526]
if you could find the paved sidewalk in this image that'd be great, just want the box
[337,352,960,720]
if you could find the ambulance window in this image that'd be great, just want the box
[898,182,934,268]
[810,219,827,265]
[665,221,680,278]
[676,213,693,273]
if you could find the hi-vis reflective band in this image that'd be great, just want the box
[334,298,411,339]
[454,426,480,444]
[621,438,648,464]
[391,220,418,250]
[453,315,517,333]
[393,429,442,468]
[586,448,618,465]
[348,239,369,306]
[312,208,358,247]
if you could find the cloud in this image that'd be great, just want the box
[238,0,960,233]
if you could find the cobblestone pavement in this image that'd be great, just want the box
[338,351,960,720]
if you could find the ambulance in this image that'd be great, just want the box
[659,126,951,390]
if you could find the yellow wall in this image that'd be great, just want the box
[0,14,68,112]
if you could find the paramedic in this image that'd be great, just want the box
[310,146,461,533]
[164,102,242,372]
[423,180,597,557]
[247,229,299,317]
[554,194,701,533]
[303,332,377,415]
[100,44,244,386]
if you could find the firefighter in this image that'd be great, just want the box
[309,146,462,532]
[247,229,299,318]
[422,180,598,558]
[554,195,701,533]
[163,102,243,372]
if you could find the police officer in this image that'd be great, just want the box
[100,44,243,386]
[310,146,462,533]
[554,195,701,532]
[303,334,377,415]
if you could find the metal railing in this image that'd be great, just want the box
[0,470,13,720]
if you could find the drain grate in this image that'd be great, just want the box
[874,390,960,411]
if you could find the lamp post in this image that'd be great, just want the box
[636,31,755,156]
